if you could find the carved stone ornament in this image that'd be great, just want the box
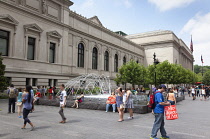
[42,0,47,14]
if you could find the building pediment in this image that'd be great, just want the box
[47,31,62,39]
[0,14,19,25]
[24,23,43,33]
[89,16,103,26]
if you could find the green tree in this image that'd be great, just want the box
[203,70,210,85]
[0,53,8,91]
[115,60,146,88]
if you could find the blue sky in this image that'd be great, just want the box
[70,0,210,66]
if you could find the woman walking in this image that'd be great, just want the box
[125,89,134,119]
[21,85,35,131]
[17,88,23,118]
[116,87,124,122]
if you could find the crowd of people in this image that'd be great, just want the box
[187,85,210,101]
[6,83,194,139]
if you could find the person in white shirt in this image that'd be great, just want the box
[58,84,67,123]
[191,87,196,100]
[201,87,206,101]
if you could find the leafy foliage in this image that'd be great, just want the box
[203,70,210,85]
[115,60,146,88]
[0,53,8,91]
[115,60,199,87]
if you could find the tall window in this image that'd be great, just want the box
[0,30,9,56]
[49,79,52,87]
[104,51,109,71]
[92,47,98,69]
[27,37,36,60]
[49,42,56,63]
[32,78,37,86]
[114,54,118,72]
[123,56,126,65]
[136,60,139,63]
[26,78,31,86]
[78,43,84,67]
[54,79,58,87]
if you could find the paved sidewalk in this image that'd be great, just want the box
[0,96,209,139]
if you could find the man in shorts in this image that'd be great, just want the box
[58,84,67,123]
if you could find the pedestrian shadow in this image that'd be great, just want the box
[0,133,10,137]
[67,119,81,123]
[35,126,51,130]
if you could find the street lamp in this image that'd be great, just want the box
[153,53,160,88]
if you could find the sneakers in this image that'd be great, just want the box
[18,116,22,118]
[105,111,108,112]
[160,136,170,139]
[128,117,134,120]
[150,137,159,139]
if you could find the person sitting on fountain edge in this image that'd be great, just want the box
[105,92,116,112]
[72,92,84,109]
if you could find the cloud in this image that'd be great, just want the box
[148,0,196,12]
[81,0,95,9]
[180,12,210,65]
[124,0,132,8]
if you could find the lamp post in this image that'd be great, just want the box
[153,53,159,88]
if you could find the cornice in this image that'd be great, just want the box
[0,1,144,55]
[69,10,144,51]
[70,28,144,57]
[126,30,173,39]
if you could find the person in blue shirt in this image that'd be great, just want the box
[150,84,170,139]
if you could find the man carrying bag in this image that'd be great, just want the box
[150,84,170,139]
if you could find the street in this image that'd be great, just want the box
[0,96,209,139]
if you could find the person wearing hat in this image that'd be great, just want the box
[150,84,170,139]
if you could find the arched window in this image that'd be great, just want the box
[114,54,118,72]
[78,43,84,67]
[123,56,126,65]
[92,47,98,69]
[104,51,109,71]
[136,60,139,64]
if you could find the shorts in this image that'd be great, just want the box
[202,94,206,97]
[192,93,195,96]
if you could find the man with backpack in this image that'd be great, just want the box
[7,84,18,113]
[150,84,170,139]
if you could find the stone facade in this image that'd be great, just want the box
[0,0,144,88]
[0,0,193,88]
[126,30,193,70]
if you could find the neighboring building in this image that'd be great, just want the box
[126,30,193,70]
[0,0,144,87]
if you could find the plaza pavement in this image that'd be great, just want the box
[0,96,209,139]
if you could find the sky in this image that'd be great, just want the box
[70,0,210,66]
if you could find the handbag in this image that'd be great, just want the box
[120,104,125,109]
[165,105,178,120]
[16,102,22,106]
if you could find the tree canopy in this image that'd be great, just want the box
[115,60,198,87]
[0,53,8,91]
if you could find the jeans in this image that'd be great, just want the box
[151,113,167,138]
[59,107,66,121]
[23,108,31,124]
[8,98,16,113]
[168,100,175,105]
[106,104,116,112]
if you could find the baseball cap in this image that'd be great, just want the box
[159,84,166,89]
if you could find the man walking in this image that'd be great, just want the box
[58,84,67,123]
[7,84,18,113]
[150,84,170,139]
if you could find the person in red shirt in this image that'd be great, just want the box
[34,91,41,105]
[105,92,116,112]
[48,87,53,95]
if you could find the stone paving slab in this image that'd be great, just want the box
[0,96,210,139]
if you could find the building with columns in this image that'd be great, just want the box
[126,30,193,70]
[0,0,193,88]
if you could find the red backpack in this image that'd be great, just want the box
[148,91,160,109]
